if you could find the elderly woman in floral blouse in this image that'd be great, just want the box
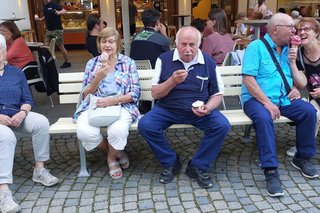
[74,27,140,179]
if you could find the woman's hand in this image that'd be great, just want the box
[95,64,110,81]
[310,88,320,99]
[10,111,26,128]
[0,114,13,126]
[288,47,298,64]
[96,96,118,107]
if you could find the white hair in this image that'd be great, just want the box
[0,34,6,50]
[175,26,202,48]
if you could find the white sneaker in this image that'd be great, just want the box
[286,146,297,157]
[32,168,59,187]
[0,189,21,213]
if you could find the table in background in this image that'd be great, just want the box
[235,19,269,40]
[0,18,25,22]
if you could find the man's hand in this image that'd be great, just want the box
[192,105,211,117]
[288,86,301,100]
[0,114,13,126]
[10,111,26,128]
[171,70,188,84]
[264,102,280,120]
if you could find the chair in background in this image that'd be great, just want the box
[22,61,54,107]
[221,52,231,66]
[135,60,152,70]
[46,38,60,73]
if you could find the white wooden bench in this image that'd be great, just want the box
[49,66,292,177]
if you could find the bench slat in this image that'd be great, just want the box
[59,72,83,83]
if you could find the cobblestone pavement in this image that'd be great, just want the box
[14,125,320,213]
[11,50,320,212]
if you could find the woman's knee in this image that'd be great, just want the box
[77,128,101,142]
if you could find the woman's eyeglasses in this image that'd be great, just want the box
[296,26,314,33]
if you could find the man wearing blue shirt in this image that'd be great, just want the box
[138,26,230,188]
[242,13,318,197]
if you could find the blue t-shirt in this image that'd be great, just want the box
[43,1,63,31]
[0,64,33,116]
[241,34,293,106]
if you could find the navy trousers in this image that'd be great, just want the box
[138,105,230,171]
[244,98,317,168]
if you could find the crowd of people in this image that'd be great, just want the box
[1,1,320,212]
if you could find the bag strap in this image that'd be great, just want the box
[298,47,306,71]
[261,37,292,94]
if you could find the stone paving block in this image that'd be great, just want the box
[109,204,123,213]
[213,200,228,210]
[64,198,79,207]
[78,206,93,213]
[80,198,93,206]
[94,201,108,211]
[124,202,138,211]
[243,204,259,212]
[53,191,68,199]
[223,194,238,202]
[48,206,63,213]
[67,191,82,199]
[154,201,168,210]
[170,205,185,212]
[139,192,152,200]
[138,199,154,210]
[255,200,272,210]
[32,206,49,212]
[63,206,77,213]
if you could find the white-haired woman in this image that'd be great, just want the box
[0,34,59,213]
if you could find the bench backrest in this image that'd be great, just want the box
[58,66,242,106]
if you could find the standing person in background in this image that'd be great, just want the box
[254,0,269,18]
[202,8,235,66]
[86,14,106,57]
[35,0,71,69]
[286,17,320,157]
[129,0,138,36]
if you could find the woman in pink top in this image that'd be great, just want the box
[201,8,235,66]
[0,22,35,70]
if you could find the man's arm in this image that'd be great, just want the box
[243,75,281,119]
[151,70,188,99]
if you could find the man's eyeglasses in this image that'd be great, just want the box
[296,26,314,33]
[275,25,295,30]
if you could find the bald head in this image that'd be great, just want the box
[267,13,293,33]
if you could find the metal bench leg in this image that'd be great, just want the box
[49,95,54,108]
[242,124,252,143]
[77,140,90,177]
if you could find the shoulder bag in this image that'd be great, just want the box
[88,94,121,127]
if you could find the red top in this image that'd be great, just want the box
[7,37,35,69]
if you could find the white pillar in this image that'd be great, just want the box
[121,0,130,56]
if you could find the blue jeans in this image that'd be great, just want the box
[244,98,317,168]
[138,105,230,171]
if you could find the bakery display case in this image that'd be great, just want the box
[61,0,100,45]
